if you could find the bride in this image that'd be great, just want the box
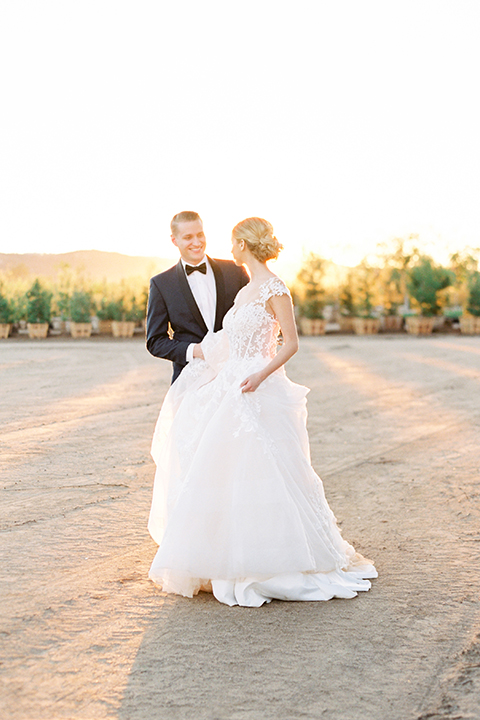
[148,217,377,607]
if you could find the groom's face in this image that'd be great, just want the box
[171,220,207,266]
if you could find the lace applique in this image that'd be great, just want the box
[233,391,261,438]
[180,276,293,444]
[181,358,209,382]
[258,276,291,304]
[223,277,291,362]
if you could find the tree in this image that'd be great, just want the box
[377,235,420,313]
[467,271,480,317]
[352,261,381,318]
[0,284,14,324]
[70,290,94,323]
[295,253,326,319]
[338,271,355,317]
[449,249,479,309]
[406,257,454,316]
[26,279,52,324]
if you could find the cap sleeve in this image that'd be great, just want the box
[259,277,291,304]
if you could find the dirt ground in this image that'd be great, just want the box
[1,334,480,720]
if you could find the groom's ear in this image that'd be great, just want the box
[171,235,179,249]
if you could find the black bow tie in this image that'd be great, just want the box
[185,262,207,276]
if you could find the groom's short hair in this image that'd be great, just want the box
[171,211,202,237]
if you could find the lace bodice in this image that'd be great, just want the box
[223,277,291,361]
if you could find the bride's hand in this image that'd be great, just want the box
[240,372,264,393]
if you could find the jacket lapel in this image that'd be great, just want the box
[175,261,208,334]
[209,257,226,331]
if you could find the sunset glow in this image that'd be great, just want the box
[1,1,479,271]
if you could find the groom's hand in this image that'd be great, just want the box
[193,344,205,360]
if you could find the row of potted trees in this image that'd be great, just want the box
[0,280,147,339]
[3,245,480,339]
[295,250,480,336]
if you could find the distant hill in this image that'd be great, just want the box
[0,250,174,282]
[0,249,350,289]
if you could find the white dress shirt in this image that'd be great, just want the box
[182,256,217,363]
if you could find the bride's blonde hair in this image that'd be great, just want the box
[232,217,283,263]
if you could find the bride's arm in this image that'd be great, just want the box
[240,293,299,393]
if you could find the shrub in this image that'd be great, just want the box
[97,298,123,321]
[467,271,480,317]
[296,253,326,319]
[26,279,52,324]
[70,290,94,323]
[339,272,355,317]
[124,295,145,322]
[0,286,14,323]
[407,257,454,316]
[353,262,380,318]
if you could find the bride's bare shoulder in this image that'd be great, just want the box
[234,284,250,303]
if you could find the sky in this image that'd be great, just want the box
[1,0,480,273]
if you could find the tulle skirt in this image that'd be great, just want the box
[148,354,377,607]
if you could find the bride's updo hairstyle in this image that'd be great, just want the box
[232,217,283,263]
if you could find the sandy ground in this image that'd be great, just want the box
[1,334,480,720]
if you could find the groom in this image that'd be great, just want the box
[146,211,249,382]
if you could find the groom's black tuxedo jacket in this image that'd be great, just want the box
[146,257,249,382]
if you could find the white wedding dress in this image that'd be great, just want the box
[148,277,377,607]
